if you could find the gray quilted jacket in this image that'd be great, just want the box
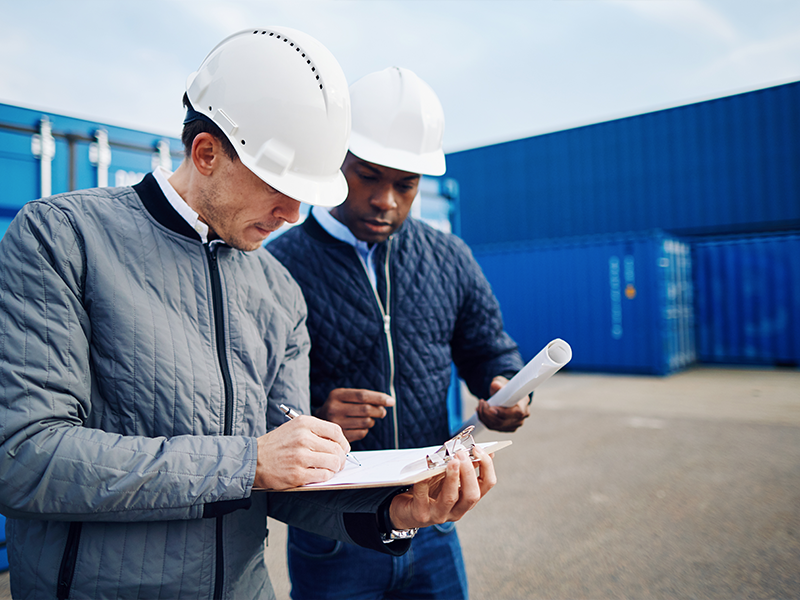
[0,174,406,599]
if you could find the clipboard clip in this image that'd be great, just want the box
[425,425,477,469]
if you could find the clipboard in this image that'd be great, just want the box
[269,426,512,492]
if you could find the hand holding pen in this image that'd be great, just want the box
[252,406,355,490]
[280,404,361,467]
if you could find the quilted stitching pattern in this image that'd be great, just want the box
[0,181,390,598]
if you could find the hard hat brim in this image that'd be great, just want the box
[349,132,446,177]
[243,156,349,207]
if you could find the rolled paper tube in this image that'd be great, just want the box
[462,338,572,434]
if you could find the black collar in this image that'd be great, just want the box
[133,173,202,241]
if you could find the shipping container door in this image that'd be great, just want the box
[693,233,800,367]
[473,232,693,375]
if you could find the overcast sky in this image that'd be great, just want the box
[1,0,799,153]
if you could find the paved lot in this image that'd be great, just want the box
[455,367,800,600]
[2,367,798,599]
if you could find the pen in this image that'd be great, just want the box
[278,404,361,467]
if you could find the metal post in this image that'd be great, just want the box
[90,129,112,187]
[153,139,174,172]
[31,117,56,198]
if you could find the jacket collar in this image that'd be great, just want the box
[133,173,202,241]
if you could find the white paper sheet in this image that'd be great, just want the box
[274,440,511,491]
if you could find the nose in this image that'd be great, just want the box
[370,185,398,211]
[275,194,301,224]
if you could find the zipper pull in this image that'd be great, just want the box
[383,314,391,333]
[206,244,218,270]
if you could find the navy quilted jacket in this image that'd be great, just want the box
[269,214,523,451]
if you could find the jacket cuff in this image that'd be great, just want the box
[342,489,412,556]
[342,511,411,556]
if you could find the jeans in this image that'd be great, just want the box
[287,522,469,600]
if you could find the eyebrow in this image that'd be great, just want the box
[356,160,420,182]
[356,162,383,176]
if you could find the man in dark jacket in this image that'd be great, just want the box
[0,35,496,600]
[269,67,529,600]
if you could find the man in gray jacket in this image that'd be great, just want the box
[0,28,496,599]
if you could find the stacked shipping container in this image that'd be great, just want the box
[0,514,6,572]
[447,82,800,245]
[445,81,800,374]
[693,232,800,367]
[0,101,182,238]
[473,232,694,375]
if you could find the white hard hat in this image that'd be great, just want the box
[185,27,350,207]
[348,67,446,177]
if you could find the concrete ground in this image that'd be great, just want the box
[2,366,798,599]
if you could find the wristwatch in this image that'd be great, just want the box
[381,527,419,543]
[377,489,418,543]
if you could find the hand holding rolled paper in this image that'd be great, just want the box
[464,338,572,434]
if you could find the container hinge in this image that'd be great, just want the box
[89,129,112,187]
[31,117,56,197]
[152,139,173,172]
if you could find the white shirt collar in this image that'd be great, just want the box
[152,166,210,243]
[311,206,364,249]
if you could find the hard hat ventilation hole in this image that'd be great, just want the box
[251,28,326,92]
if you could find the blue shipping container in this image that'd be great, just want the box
[0,101,182,238]
[473,231,695,375]
[693,232,800,367]
[446,81,800,247]
[0,513,6,572]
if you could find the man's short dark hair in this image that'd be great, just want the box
[181,93,239,161]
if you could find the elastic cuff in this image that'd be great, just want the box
[342,512,411,556]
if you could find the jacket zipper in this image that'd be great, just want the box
[207,243,235,436]
[56,522,83,599]
[207,242,234,600]
[357,238,399,449]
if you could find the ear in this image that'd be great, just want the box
[191,132,221,176]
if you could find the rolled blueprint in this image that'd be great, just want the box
[462,338,572,434]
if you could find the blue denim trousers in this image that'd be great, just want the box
[287,522,469,600]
